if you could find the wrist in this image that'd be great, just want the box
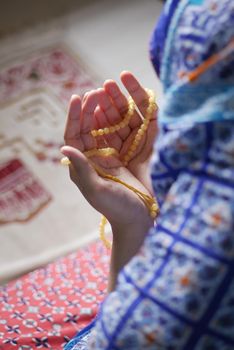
[108,218,153,292]
[109,195,154,236]
[111,215,153,240]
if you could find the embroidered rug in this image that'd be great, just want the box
[0,239,110,349]
[0,40,102,284]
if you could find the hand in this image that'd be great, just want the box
[99,71,158,194]
[61,72,157,231]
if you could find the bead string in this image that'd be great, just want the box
[122,89,157,166]
[99,216,111,249]
[93,162,158,219]
[60,148,119,166]
[91,100,135,137]
[61,89,159,249]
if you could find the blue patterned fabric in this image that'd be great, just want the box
[65,319,96,350]
[65,0,234,349]
[149,0,180,76]
[158,0,234,125]
[66,121,234,350]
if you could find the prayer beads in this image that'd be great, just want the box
[61,89,159,249]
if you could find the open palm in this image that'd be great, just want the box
[87,71,158,193]
[62,71,157,226]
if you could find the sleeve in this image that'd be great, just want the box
[87,167,234,349]
[81,121,234,350]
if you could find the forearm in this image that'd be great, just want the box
[108,219,153,292]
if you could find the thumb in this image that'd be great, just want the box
[61,145,101,196]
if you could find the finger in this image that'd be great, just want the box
[93,105,109,149]
[64,95,84,151]
[81,90,99,150]
[97,88,130,140]
[82,89,95,104]
[93,106,99,130]
[81,90,99,133]
[94,106,122,151]
[104,79,141,129]
[103,80,129,115]
[61,145,101,198]
[120,71,156,121]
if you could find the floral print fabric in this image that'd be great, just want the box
[65,121,234,349]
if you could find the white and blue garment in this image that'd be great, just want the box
[65,0,234,349]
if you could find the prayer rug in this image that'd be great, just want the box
[0,43,101,284]
[0,239,109,349]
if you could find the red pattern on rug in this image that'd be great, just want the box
[0,46,98,223]
[0,159,51,224]
[0,49,96,105]
[0,240,110,349]
[0,45,107,348]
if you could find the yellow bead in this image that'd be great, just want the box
[110,126,115,133]
[119,121,126,128]
[147,103,157,114]
[138,129,144,136]
[145,119,150,125]
[60,157,71,166]
[104,128,109,134]
[98,129,104,135]
[150,211,157,219]
[91,130,98,137]
[99,216,112,249]
[130,144,137,151]
[115,125,121,131]
[123,158,130,166]
[134,139,139,146]
[141,124,147,131]
[135,134,142,141]
[151,203,158,210]
[147,107,153,114]
[134,142,140,149]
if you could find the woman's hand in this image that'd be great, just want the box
[61,72,158,289]
[100,71,158,194]
[61,71,157,230]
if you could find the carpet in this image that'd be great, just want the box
[0,38,102,284]
[0,239,110,349]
